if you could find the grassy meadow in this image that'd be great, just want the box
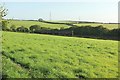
[2,31,118,78]
[7,20,70,29]
[74,23,118,30]
[7,20,118,30]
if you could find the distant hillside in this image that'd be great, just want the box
[5,19,118,30]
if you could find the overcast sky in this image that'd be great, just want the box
[1,0,119,23]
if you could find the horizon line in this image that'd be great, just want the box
[5,18,119,24]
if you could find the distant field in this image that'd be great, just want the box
[74,23,118,30]
[7,20,70,29]
[7,20,118,30]
[2,31,118,78]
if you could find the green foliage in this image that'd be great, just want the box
[60,27,65,30]
[2,20,8,30]
[10,25,16,31]
[2,31,118,78]
[38,18,44,22]
[16,26,29,32]
[29,25,40,32]
[5,20,119,40]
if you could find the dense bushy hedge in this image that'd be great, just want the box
[65,26,119,40]
[2,24,120,40]
[67,25,109,36]
[29,25,119,40]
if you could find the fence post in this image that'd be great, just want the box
[72,30,74,36]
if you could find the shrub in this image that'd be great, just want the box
[16,26,29,32]
[29,25,41,32]
[2,20,8,31]
[38,18,44,22]
[60,27,65,30]
[95,25,109,36]
[10,25,16,32]
[109,28,120,37]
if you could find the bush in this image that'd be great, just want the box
[95,25,109,36]
[2,20,8,31]
[66,25,109,37]
[38,18,44,22]
[16,26,29,32]
[10,25,16,32]
[29,25,41,32]
[109,28,120,37]
[60,27,65,30]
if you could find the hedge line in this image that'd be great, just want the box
[2,24,120,40]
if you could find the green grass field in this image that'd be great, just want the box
[7,20,118,30]
[7,20,70,29]
[74,23,118,30]
[2,31,118,78]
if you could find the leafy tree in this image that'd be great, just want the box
[38,18,43,22]
[16,26,29,32]
[10,25,16,31]
[29,25,40,32]
[0,4,8,31]
[2,20,8,30]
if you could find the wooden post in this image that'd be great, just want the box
[0,15,1,32]
[72,30,74,36]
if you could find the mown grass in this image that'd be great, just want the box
[2,31,118,78]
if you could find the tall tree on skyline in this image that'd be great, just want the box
[0,3,8,30]
[0,3,8,18]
